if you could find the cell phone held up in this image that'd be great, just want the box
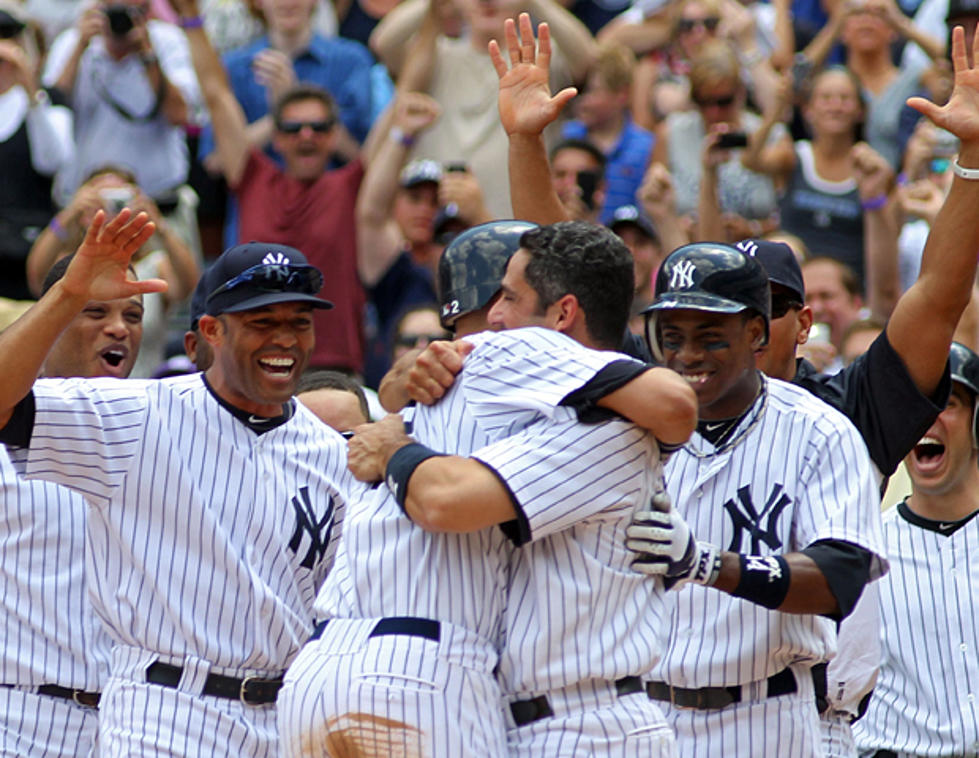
[576,169,600,211]
[713,132,749,151]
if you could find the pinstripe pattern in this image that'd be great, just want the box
[654,378,885,757]
[285,328,636,757]
[9,373,367,754]
[853,506,979,757]
[0,450,109,757]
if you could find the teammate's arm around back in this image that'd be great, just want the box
[0,211,160,430]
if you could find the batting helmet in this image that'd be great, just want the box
[948,341,979,448]
[437,220,538,329]
[641,242,771,358]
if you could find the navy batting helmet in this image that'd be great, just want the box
[641,242,771,358]
[948,341,979,448]
[437,220,538,329]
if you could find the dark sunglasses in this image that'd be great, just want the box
[770,294,803,319]
[678,16,719,32]
[394,333,450,349]
[276,118,336,135]
[694,93,737,108]
[207,263,324,302]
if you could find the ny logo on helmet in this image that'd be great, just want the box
[669,260,697,290]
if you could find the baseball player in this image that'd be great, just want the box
[853,343,979,758]
[625,242,887,758]
[0,213,370,757]
[277,220,698,757]
[0,252,145,758]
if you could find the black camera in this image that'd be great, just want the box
[0,10,26,39]
[104,5,135,37]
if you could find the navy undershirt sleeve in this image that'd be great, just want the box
[801,539,873,621]
[560,360,649,423]
[0,392,35,447]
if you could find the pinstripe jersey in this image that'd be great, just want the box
[0,448,110,690]
[654,376,886,688]
[478,414,664,696]
[853,503,979,757]
[7,373,367,674]
[314,327,634,647]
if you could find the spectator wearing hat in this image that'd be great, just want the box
[607,204,662,334]
[560,41,654,224]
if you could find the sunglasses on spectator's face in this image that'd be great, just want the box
[694,92,737,108]
[678,16,719,32]
[770,294,803,319]
[277,118,335,135]
[394,333,449,349]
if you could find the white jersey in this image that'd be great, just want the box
[0,448,110,690]
[853,503,979,757]
[655,377,887,687]
[314,327,631,645]
[9,373,366,675]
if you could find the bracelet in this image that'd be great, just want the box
[384,442,444,514]
[139,52,159,67]
[953,158,979,181]
[389,125,415,148]
[49,216,69,241]
[178,15,204,28]
[860,193,888,211]
[896,171,908,187]
[731,554,790,610]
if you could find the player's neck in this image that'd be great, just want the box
[908,465,979,522]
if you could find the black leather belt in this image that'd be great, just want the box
[310,616,441,643]
[510,676,645,727]
[871,752,897,758]
[647,667,797,710]
[145,662,282,705]
[3,683,100,708]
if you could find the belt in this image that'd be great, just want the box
[510,676,645,727]
[871,752,897,758]
[310,616,441,643]
[2,683,100,708]
[647,667,797,710]
[144,662,283,706]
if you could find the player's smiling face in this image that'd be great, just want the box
[906,383,977,495]
[42,296,144,380]
[657,309,764,420]
[203,302,315,416]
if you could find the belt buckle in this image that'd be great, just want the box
[239,676,260,706]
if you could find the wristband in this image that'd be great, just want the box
[139,52,159,67]
[731,554,790,609]
[690,542,721,586]
[896,171,908,187]
[953,158,979,181]
[385,442,444,514]
[178,15,204,28]
[49,216,69,241]
[860,193,888,211]
[389,126,415,148]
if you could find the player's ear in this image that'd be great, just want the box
[796,306,814,345]
[549,293,580,334]
[198,314,225,347]
[747,314,766,351]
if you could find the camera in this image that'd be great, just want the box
[104,5,136,37]
[576,170,600,211]
[100,187,134,215]
[714,132,749,150]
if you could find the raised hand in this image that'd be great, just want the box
[60,210,165,303]
[393,91,441,139]
[908,26,979,144]
[346,414,411,482]
[252,49,296,106]
[489,13,577,137]
[850,142,894,201]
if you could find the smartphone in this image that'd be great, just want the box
[931,128,960,158]
[576,169,600,210]
[444,162,468,173]
[714,132,749,150]
[100,187,134,215]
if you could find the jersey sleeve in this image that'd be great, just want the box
[459,327,643,436]
[796,331,949,476]
[795,415,888,583]
[12,378,149,507]
[471,410,657,546]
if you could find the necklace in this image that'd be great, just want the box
[685,377,768,459]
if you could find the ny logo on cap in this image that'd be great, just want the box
[263,251,291,266]
[669,260,697,290]
[736,240,758,257]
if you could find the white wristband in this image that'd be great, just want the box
[953,158,979,181]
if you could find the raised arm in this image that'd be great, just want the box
[0,212,161,429]
[740,73,796,177]
[369,0,429,78]
[170,0,250,186]
[851,142,900,320]
[886,26,979,395]
[490,13,577,224]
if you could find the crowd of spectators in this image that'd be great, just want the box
[1,0,976,384]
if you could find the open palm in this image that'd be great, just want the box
[909,27,979,142]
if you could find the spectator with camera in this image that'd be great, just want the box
[0,0,73,301]
[41,0,200,210]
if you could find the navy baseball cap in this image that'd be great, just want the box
[736,239,805,303]
[608,204,657,241]
[204,242,333,317]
